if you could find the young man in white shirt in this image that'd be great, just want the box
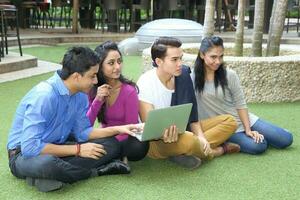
[137,37,240,169]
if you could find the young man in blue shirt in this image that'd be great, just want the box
[7,47,140,192]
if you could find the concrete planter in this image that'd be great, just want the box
[142,43,300,103]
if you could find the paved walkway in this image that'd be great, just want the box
[0,27,300,83]
[0,59,61,83]
[14,27,300,44]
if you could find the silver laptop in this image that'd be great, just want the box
[134,103,193,141]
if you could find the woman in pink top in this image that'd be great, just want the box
[87,41,149,164]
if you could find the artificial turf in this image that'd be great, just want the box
[0,45,298,199]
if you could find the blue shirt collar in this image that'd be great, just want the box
[51,71,71,96]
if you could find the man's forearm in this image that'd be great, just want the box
[41,143,77,157]
[190,122,206,138]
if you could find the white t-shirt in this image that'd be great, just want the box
[137,68,174,109]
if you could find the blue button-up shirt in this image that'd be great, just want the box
[7,72,93,158]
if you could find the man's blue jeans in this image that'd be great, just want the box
[8,137,121,184]
[228,119,293,154]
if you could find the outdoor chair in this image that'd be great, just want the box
[51,0,71,28]
[130,0,151,32]
[37,1,52,28]
[0,3,22,58]
[101,0,129,32]
[162,0,187,19]
[21,1,39,29]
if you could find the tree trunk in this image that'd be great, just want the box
[216,0,223,32]
[266,0,277,47]
[266,0,288,56]
[234,0,245,56]
[251,0,265,56]
[203,0,216,38]
[72,0,79,34]
[268,0,278,34]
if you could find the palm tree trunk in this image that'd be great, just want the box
[251,0,265,56]
[267,0,277,54]
[203,0,216,38]
[266,0,288,56]
[269,0,278,34]
[234,0,245,56]
[216,0,222,32]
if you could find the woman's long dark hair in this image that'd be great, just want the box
[90,41,138,123]
[194,36,228,94]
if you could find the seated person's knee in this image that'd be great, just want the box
[273,132,293,149]
[91,137,121,158]
[32,155,61,175]
[176,132,198,155]
[123,137,149,161]
[244,141,267,155]
[223,114,238,131]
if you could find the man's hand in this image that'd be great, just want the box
[95,84,112,101]
[198,136,212,157]
[79,143,107,159]
[162,125,178,143]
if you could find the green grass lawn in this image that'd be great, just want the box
[1,45,299,199]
